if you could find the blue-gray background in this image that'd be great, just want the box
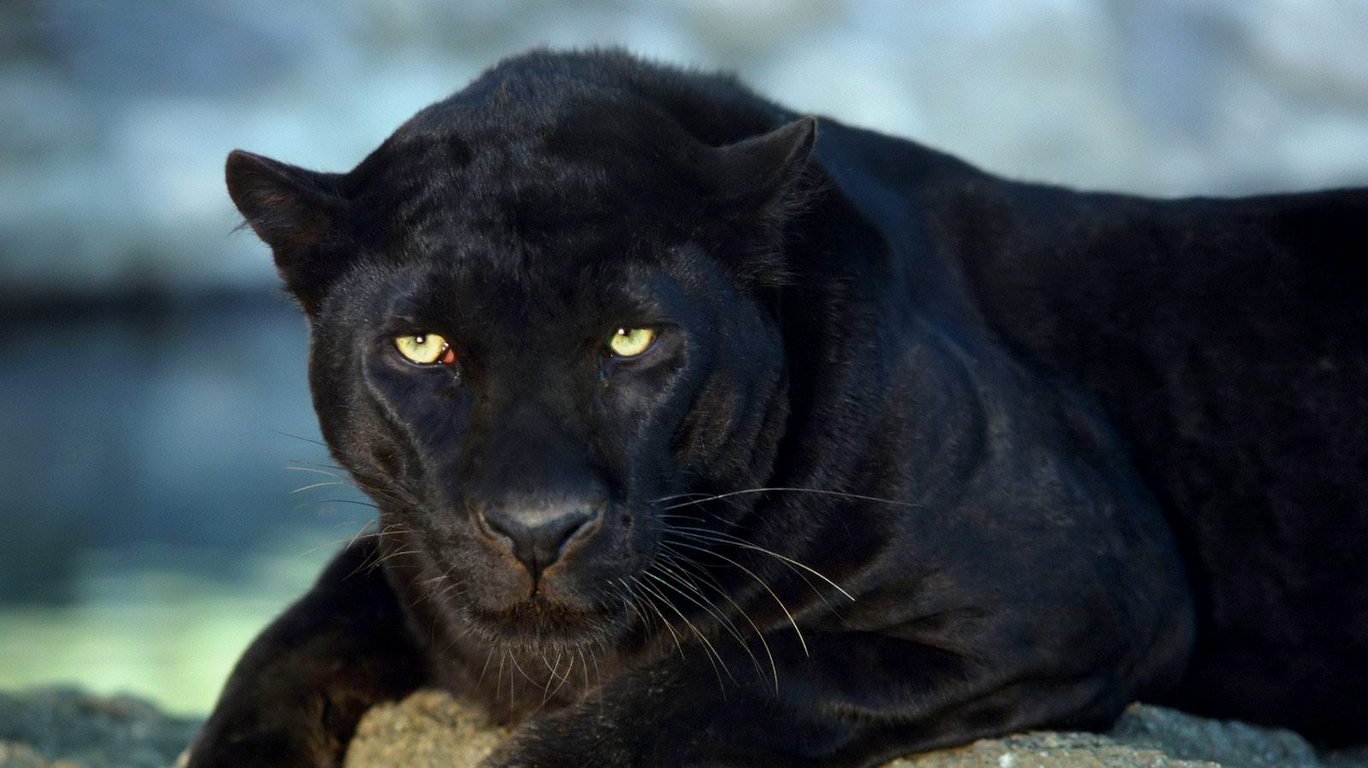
[3,0,1367,715]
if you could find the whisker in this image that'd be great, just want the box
[290,498,382,516]
[315,522,412,553]
[284,465,348,480]
[666,539,810,657]
[647,491,717,505]
[497,650,510,711]
[506,649,539,688]
[585,646,604,719]
[269,429,332,450]
[285,459,348,473]
[650,560,763,684]
[429,577,466,607]
[667,526,855,603]
[476,645,498,689]
[644,568,744,670]
[631,575,732,688]
[650,559,750,648]
[350,480,422,510]
[620,577,686,661]
[663,486,919,511]
[658,549,779,691]
[290,480,346,494]
[542,651,573,704]
[366,547,421,574]
[415,570,451,588]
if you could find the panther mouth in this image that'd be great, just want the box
[468,596,619,649]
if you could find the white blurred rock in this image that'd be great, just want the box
[2,0,1367,296]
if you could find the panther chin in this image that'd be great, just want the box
[468,597,622,651]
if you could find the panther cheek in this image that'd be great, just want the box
[674,383,741,467]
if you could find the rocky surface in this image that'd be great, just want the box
[2,687,1365,768]
[0,689,199,768]
[342,692,1368,768]
[343,690,509,768]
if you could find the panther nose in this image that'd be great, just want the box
[479,503,600,576]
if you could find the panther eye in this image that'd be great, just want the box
[394,333,456,365]
[608,327,656,358]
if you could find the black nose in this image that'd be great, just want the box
[479,503,600,576]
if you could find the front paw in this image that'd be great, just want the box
[477,739,578,768]
[183,732,337,768]
[479,744,729,768]
[183,696,343,768]
[476,717,625,768]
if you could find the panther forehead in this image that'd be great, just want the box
[343,89,719,267]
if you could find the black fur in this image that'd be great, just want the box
[191,49,1368,768]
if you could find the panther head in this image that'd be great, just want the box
[225,58,816,652]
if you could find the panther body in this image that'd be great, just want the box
[189,50,1368,768]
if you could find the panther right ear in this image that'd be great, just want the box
[225,150,347,315]
[694,117,818,287]
[706,116,817,208]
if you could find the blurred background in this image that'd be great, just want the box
[2,0,1368,717]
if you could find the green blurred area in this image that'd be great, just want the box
[0,532,338,715]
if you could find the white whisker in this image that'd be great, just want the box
[663,485,919,511]
[667,525,856,603]
[666,539,810,657]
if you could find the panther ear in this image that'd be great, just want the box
[706,116,817,207]
[225,149,347,315]
[700,117,817,286]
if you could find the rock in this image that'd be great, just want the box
[889,729,1220,768]
[341,693,1368,768]
[0,741,85,768]
[342,690,509,768]
[3,688,1365,768]
[0,688,200,768]
[1109,704,1321,768]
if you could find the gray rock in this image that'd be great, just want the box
[0,688,199,768]
[340,692,1368,768]
[3,688,1365,768]
[1109,704,1321,768]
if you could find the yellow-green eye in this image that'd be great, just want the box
[394,333,454,365]
[608,327,656,358]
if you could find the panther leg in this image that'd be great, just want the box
[479,630,1121,768]
[184,540,426,768]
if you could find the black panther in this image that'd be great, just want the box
[189,49,1368,767]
